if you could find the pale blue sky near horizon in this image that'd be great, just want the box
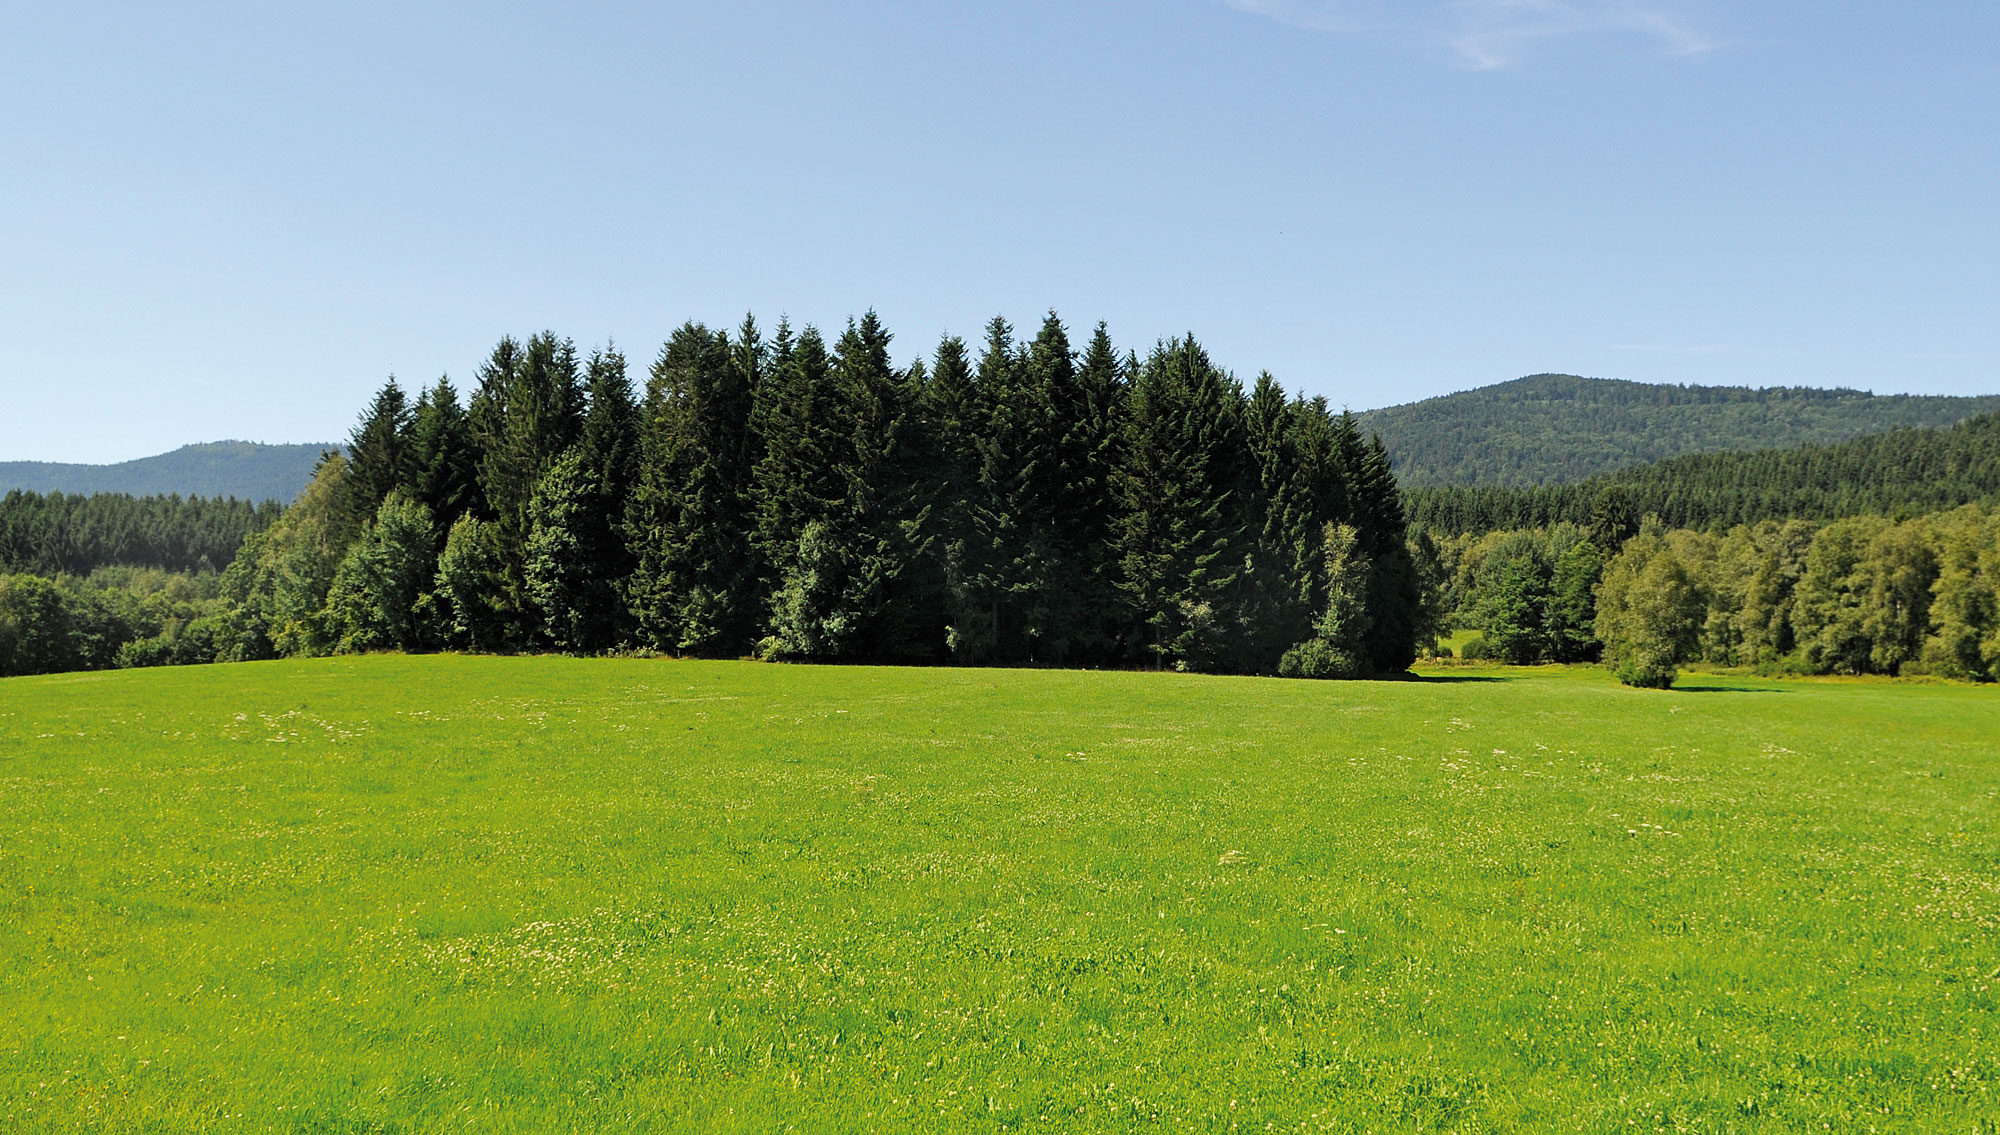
[3,1,1996,463]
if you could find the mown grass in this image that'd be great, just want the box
[0,656,1995,1132]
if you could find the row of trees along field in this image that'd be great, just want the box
[1,313,1431,679]
[1407,411,2000,535]
[0,491,277,576]
[1427,503,2000,686]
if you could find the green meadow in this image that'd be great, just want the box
[1,657,1995,1132]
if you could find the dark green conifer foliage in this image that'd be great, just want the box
[0,307,1449,681]
[404,377,478,533]
[524,448,623,652]
[757,312,925,660]
[345,377,414,526]
[1066,324,1132,660]
[918,334,988,660]
[1114,336,1249,670]
[470,333,585,564]
[1009,313,1081,662]
[579,347,640,515]
[1548,538,1605,662]
[953,316,1028,659]
[1327,412,1420,672]
[751,324,842,587]
[629,323,760,656]
[1483,550,1555,664]
[728,315,766,465]
[576,345,641,624]
[827,311,927,658]
[1235,373,1317,667]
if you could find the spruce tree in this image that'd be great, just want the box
[629,322,760,656]
[827,310,925,658]
[467,332,585,645]
[345,377,414,525]
[405,376,478,532]
[1019,312,1109,663]
[1236,372,1317,668]
[935,319,1019,661]
[919,334,989,660]
[751,323,842,590]
[1547,538,1605,662]
[1334,418,1420,673]
[1067,323,1131,661]
[1113,336,1249,670]
[579,346,639,513]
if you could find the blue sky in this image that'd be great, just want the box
[3,1,1995,462]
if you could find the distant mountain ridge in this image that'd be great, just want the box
[1359,374,2000,488]
[0,441,335,503]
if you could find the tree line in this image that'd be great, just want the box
[0,491,277,576]
[1406,411,2000,535]
[1425,502,2000,686]
[2,313,1429,678]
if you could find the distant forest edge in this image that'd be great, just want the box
[0,441,335,503]
[1407,411,2000,535]
[1361,373,2000,488]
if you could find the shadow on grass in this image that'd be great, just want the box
[1396,673,1516,684]
[1671,684,1786,694]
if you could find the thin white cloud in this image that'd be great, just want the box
[1223,0,1721,69]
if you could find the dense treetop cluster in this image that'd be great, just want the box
[0,491,276,576]
[1407,411,2000,535]
[6,312,1425,678]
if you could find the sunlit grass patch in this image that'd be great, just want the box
[0,656,1995,1131]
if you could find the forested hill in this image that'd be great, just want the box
[1360,374,2000,487]
[0,441,333,504]
[1408,411,2000,535]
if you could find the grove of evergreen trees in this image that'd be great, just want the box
[0,490,277,576]
[2,313,1428,679]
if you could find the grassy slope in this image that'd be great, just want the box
[1,656,1994,1132]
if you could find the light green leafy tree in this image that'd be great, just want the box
[1595,532,1705,689]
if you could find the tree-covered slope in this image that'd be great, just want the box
[0,441,333,503]
[1408,411,2000,534]
[1361,374,2000,487]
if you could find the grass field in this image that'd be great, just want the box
[1,657,1995,1132]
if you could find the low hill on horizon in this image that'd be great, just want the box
[0,441,334,504]
[1359,374,2000,488]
